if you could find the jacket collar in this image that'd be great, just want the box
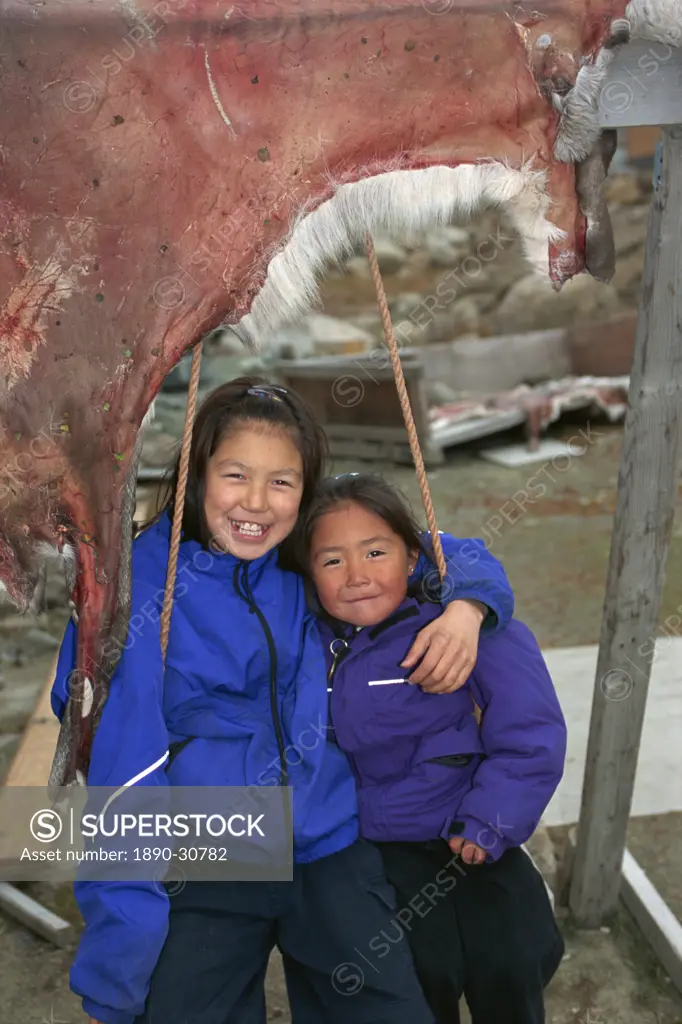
[316,594,428,646]
[155,509,280,583]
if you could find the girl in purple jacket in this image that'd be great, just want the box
[300,472,567,1024]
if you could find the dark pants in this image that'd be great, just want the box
[136,838,434,1024]
[374,840,565,1024]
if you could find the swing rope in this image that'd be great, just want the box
[366,234,482,722]
[364,233,448,588]
[160,340,204,661]
[159,234,449,659]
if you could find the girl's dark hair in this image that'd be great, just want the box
[145,375,328,561]
[298,472,431,573]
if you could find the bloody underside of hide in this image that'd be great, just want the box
[0,0,630,785]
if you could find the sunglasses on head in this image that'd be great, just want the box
[246,385,289,404]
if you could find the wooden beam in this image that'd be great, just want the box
[0,882,73,947]
[621,849,682,996]
[599,43,682,128]
[4,659,58,788]
[569,125,682,926]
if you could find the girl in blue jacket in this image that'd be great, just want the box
[51,377,515,1024]
[302,471,567,1024]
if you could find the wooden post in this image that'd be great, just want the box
[569,125,682,927]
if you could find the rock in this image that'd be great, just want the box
[0,645,25,668]
[0,614,47,632]
[210,328,247,354]
[391,295,481,347]
[155,390,194,410]
[493,272,622,334]
[150,393,195,444]
[0,700,33,735]
[21,627,61,657]
[427,298,481,342]
[0,594,18,620]
[44,564,70,609]
[345,255,373,280]
[482,243,528,298]
[162,351,212,392]
[306,314,374,356]
[399,248,431,277]
[0,734,20,784]
[425,380,459,405]
[424,226,471,267]
[611,251,643,303]
[392,318,427,349]
[610,203,649,258]
[440,225,472,246]
[140,431,179,468]
[604,172,643,206]
[468,208,505,246]
[348,234,407,276]
[347,312,385,344]
[264,322,315,359]
[371,233,409,274]
[388,293,425,322]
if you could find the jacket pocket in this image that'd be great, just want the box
[424,753,475,768]
[165,736,196,774]
[416,726,483,766]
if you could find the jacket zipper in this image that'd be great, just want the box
[326,632,364,783]
[327,638,350,691]
[234,562,288,787]
[327,626,364,690]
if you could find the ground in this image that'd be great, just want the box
[1,418,681,1023]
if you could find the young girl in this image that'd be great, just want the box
[303,472,567,1024]
[50,377,515,1024]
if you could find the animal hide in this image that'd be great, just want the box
[0,0,677,786]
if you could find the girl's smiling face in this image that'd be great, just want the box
[204,424,304,560]
[310,501,417,626]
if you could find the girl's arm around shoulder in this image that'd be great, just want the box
[413,533,514,633]
[443,619,567,862]
[402,534,514,692]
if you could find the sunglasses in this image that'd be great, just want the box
[246,385,289,403]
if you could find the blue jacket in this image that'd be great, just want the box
[319,599,566,859]
[51,513,513,1024]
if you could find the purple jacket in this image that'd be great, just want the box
[319,599,566,861]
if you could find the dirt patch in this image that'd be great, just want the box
[627,814,682,925]
[547,910,682,1024]
[1,886,680,1024]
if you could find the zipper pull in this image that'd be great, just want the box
[327,638,349,691]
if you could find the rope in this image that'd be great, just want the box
[364,232,447,585]
[160,341,203,661]
[365,233,481,723]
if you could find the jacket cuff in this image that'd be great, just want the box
[450,593,499,630]
[82,995,136,1024]
[440,814,508,863]
[443,588,500,633]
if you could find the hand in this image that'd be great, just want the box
[401,599,486,693]
[448,836,487,865]
[89,1019,104,1023]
